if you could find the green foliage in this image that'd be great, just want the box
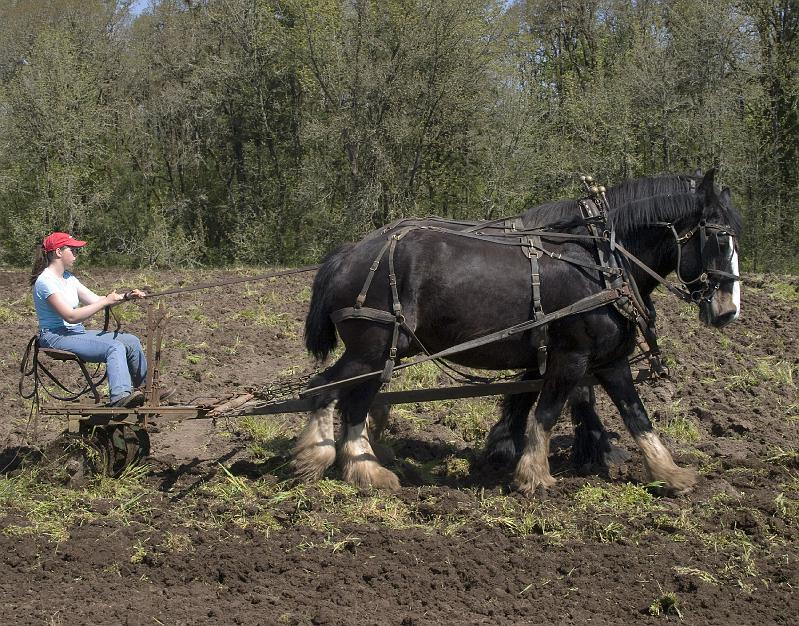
[726,357,797,391]
[0,0,796,270]
[441,397,497,444]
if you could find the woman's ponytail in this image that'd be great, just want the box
[29,245,52,287]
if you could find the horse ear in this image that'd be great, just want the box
[698,168,718,205]
[720,186,731,204]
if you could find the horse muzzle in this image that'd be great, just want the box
[699,283,739,328]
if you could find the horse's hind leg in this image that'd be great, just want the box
[293,354,362,481]
[339,383,400,490]
[366,403,395,465]
[514,353,586,496]
[293,399,337,480]
[595,359,696,495]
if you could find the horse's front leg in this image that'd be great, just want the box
[570,385,631,472]
[514,352,586,496]
[595,359,697,495]
[339,383,401,490]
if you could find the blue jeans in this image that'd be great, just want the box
[39,325,148,402]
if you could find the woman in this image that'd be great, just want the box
[31,232,151,407]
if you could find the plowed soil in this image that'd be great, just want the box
[0,267,797,625]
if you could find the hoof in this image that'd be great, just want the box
[292,443,336,481]
[513,474,557,498]
[652,465,698,496]
[342,458,401,491]
[513,451,556,497]
[636,432,697,496]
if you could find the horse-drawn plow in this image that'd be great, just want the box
[24,177,701,481]
[29,289,655,478]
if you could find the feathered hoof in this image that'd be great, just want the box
[513,473,557,498]
[649,464,698,496]
[513,453,557,497]
[291,443,336,482]
[342,457,401,491]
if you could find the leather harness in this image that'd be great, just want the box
[328,185,696,386]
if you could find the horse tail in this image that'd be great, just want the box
[304,244,354,361]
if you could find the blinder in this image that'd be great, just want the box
[667,220,740,303]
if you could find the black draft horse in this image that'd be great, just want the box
[366,172,726,472]
[297,170,741,495]
[484,172,742,471]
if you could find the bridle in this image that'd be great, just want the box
[659,220,740,303]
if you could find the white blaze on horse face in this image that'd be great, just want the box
[730,237,740,320]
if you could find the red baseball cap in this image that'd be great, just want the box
[42,232,87,252]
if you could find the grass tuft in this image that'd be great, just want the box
[674,566,718,585]
[574,483,658,516]
[648,591,682,617]
[238,415,295,461]
[726,357,796,391]
[441,397,497,443]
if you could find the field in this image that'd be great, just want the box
[0,267,797,624]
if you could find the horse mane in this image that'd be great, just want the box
[608,193,698,236]
[521,174,741,237]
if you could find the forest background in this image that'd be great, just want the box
[0,0,796,271]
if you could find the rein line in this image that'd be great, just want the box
[133,265,321,299]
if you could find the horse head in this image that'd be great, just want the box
[678,169,741,328]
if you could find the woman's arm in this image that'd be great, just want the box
[47,291,124,324]
[77,282,101,305]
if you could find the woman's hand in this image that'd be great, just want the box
[104,290,125,306]
[126,288,147,299]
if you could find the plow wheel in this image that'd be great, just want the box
[60,424,151,484]
[61,426,114,485]
[107,424,151,477]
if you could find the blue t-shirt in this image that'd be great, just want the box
[33,268,84,331]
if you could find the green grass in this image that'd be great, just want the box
[770,280,799,301]
[393,361,443,391]
[657,414,701,444]
[0,461,153,543]
[477,491,575,542]
[574,483,658,516]
[775,493,799,525]
[237,415,296,460]
[726,357,797,391]
[649,591,682,617]
[441,397,497,443]
[238,307,299,335]
[111,303,143,324]
[766,446,798,467]
[674,565,719,585]
[0,303,21,322]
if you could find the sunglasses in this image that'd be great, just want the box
[61,246,83,255]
